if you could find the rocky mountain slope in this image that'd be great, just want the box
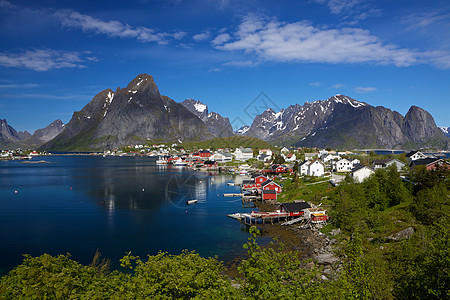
[0,119,30,149]
[0,119,65,150]
[42,74,213,150]
[244,95,449,149]
[181,99,234,137]
[33,119,65,144]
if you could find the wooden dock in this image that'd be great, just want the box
[281,216,305,226]
[223,193,244,197]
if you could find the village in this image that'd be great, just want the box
[101,143,450,231]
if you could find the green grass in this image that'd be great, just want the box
[278,176,333,204]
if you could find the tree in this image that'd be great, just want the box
[272,153,285,165]
[391,221,449,299]
[238,226,325,299]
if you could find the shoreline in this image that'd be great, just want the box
[223,201,337,278]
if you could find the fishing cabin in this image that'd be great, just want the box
[304,207,329,224]
[278,202,311,216]
[261,190,277,201]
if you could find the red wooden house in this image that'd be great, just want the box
[199,150,212,158]
[255,175,268,185]
[261,190,277,201]
[278,202,311,216]
[275,166,287,173]
[242,179,257,190]
[203,160,217,167]
[261,179,282,193]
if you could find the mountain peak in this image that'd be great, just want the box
[328,94,366,108]
[181,98,234,137]
[126,74,159,96]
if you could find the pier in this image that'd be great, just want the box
[223,193,244,197]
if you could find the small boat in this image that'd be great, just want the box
[186,199,198,205]
[227,213,244,220]
[156,159,167,165]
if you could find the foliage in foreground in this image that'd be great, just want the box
[0,250,238,299]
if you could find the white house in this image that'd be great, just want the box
[304,153,318,161]
[299,159,325,177]
[334,158,353,172]
[259,149,273,156]
[351,158,361,166]
[373,158,406,172]
[211,152,232,162]
[284,153,297,162]
[299,161,310,175]
[318,149,329,157]
[322,154,340,163]
[351,165,374,183]
[257,154,272,162]
[307,159,325,177]
[406,151,427,163]
[280,147,290,153]
[234,148,253,161]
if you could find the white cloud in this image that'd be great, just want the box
[55,10,181,44]
[313,0,362,15]
[332,83,344,89]
[309,82,321,86]
[173,31,187,40]
[0,83,39,88]
[213,15,449,68]
[222,60,259,67]
[193,31,211,42]
[0,48,93,71]
[402,11,450,30]
[211,33,231,46]
[354,86,376,93]
[0,0,16,9]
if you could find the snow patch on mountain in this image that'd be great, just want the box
[439,126,450,137]
[194,102,207,113]
[236,125,250,135]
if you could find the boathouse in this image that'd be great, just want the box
[279,202,311,214]
[304,207,329,224]
[261,190,277,201]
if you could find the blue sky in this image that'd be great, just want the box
[1,0,449,133]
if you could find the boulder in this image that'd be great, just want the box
[315,252,339,265]
[387,227,414,241]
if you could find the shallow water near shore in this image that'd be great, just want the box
[0,155,270,275]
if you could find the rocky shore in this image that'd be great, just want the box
[225,202,342,279]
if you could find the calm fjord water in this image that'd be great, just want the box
[0,156,255,275]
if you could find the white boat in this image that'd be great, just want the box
[186,199,198,205]
[174,160,187,166]
[156,158,167,165]
[227,213,244,220]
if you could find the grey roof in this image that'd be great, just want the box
[406,150,421,157]
[409,158,440,167]
[352,164,372,172]
[279,202,311,212]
